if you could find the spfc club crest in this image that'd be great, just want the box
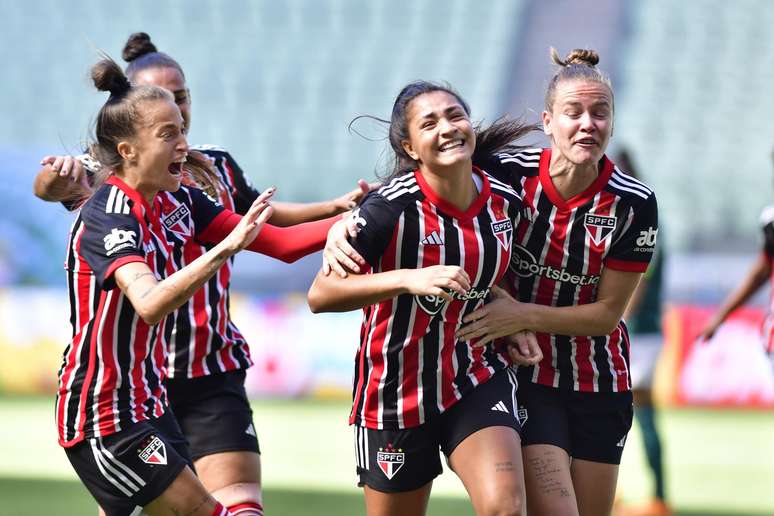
[583,213,616,245]
[491,218,513,251]
[377,443,405,480]
[138,435,167,466]
[416,293,447,315]
[162,203,192,238]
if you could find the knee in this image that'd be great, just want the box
[210,481,262,508]
[475,493,525,516]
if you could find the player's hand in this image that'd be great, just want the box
[506,331,542,365]
[322,214,366,278]
[41,155,91,190]
[404,265,471,301]
[457,286,526,346]
[697,317,722,343]
[331,179,379,212]
[224,188,274,252]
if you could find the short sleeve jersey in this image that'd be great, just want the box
[63,145,263,379]
[348,168,521,430]
[57,176,224,447]
[480,148,659,393]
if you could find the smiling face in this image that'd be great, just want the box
[118,98,189,195]
[543,79,613,166]
[400,90,476,172]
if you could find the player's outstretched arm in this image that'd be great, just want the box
[116,196,272,325]
[699,253,771,340]
[458,269,643,345]
[33,155,93,203]
[307,264,471,313]
[269,179,373,227]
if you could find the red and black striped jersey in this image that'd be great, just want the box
[164,145,261,379]
[66,145,263,379]
[348,167,521,430]
[483,148,659,393]
[57,176,224,447]
[760,205,774,353]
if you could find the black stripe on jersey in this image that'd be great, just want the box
[115,295,137,420]
[555,205,591,307]
[555,335,574,390]
[383,205,422,425]
[592,335,613,392]
[517,190,556,301]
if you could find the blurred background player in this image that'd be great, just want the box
[613,147,671,516]
[458,48,659,516]
[35,32,368,516]
[309,81,541,516]
[700,149,774,370]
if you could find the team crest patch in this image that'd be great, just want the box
[377,443,405,480]
[583,213,616,245]
[162,204,192,237]
[517,407,528,426]
[416,293,447,315]
[491,218,513,251]
[138,435,167,466]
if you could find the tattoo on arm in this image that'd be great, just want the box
[125,271,156,291]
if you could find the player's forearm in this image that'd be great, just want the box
[710,255,770,324]
[33,166,90,202]
[308,269,410,313]
[520,299,625,337]
[132,242,237,324]
[268,201,339,227]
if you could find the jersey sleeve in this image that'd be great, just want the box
[79,205,145,291]
[605,193,659,272]
[474,153,514,185]
[349,192,401,271]
[186,186,227,235]
[223,152,262,215]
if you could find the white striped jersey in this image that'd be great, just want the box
[482,148,659,393]
[760,205,774,354]
[349,168,521,430]
[57,176,224,447]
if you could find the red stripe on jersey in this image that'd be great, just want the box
[605,258,648,272]
[95,292,121,437]
[460,216,490,388]
[220,159,238,209]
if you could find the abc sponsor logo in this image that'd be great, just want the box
[510,245,600,286]
[634,227,657,252]
[103,228,137,256]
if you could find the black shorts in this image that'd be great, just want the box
[517,380,633,465]
[64,410,193,516]
[354,368,522,493]
[166,369,260,461]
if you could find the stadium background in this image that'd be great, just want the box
[1,0,773,514]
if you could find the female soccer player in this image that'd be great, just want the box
[456,49,659,516]
[37,33,368,515]
[308,81,541,516]
[58,57,334,516]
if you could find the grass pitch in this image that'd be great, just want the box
[0,396,772,515]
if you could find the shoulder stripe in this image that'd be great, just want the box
[378,173,416,197]
[104,187,131,215]
[385,184,421,201]
[190,143,228,153]
[608,177,649,200]
[497,149,541,167]
[611,169,652,195]
[490,182,521,200]
[487,174,512,191]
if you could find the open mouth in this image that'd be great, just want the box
[168,156,187,178]
[574,137,597,147]
[439,139,465,152]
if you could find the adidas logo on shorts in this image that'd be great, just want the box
[491,400,509,413]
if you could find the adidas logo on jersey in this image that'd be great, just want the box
[420,231,443,246]
[491,400,510,413]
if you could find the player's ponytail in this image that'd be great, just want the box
[544,47,613,112]
[122,32,186,82]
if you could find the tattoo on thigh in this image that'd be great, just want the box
[528,450,571,497]
[495,461,515,472]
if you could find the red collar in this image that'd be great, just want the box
[538,149,614,211]
[105,175,159,223]
[413,166,491,220]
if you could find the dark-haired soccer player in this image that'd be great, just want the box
[309,81,541,516]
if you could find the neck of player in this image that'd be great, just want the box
[419,158,477,211]
[118,168,160,205]
[548,148,600,200]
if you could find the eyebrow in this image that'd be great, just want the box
[417,105,465,120]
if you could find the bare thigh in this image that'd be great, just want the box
[522,444,578,516]
[194,450,262,507]
[449,426,525,516]
[570,458,619,516]
[363,483,433,516]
